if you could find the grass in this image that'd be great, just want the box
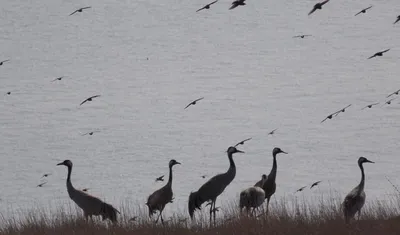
[1,195,400,235]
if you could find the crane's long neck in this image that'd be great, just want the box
[167,165,173,187]
[66,165,76,194]
[357,162,365,194]
[268,153,277,182]
[226,152,236,179]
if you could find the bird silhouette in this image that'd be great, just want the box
[234,138,251,147]
[355,6,372,16]
[394,15,400,24]
[384,98,396,105]
[155,175,165,182]
[69,7,91,16]
[37,181,47,187]
[201,175,207,179]
[368,49,390,59]
[361,103,379,110]
[184,97,204,109]
[308,0,329,16]
[310,180,322,189]
[81,131,100,136]
[51,76,64,82]
[196,0,218,12]
[229,0,246,10]
[41,173,52,178]
[295,186,307,193]
[321,104,351,123]
[293,35,312,38]
[0,59,10,66]
[6,92,11,95]
[387,89,400,98]
[82,188,90,192]
[268,129,277,135]
[79,95,101,106]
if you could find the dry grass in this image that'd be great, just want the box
[1,195,400,235]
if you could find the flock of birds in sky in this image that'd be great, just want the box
[2,0,400,228]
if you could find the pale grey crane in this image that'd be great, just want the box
[240,175,267,216]
[342,157,374,223]
[188,146,244,224]
[146,159,181,224]
[57,160,120,222]
[261,147,287,215]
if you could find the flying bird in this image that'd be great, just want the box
[293,35,312,38]
[229,0,246,10]
[321,104,351,123]
[6,92,11,95]
[155,175,165,182]
[196,0,218,12]
[387,89,400,98]
[234,138,251,147]
[79,95,100,106]
[368,49,390,59]
[69,7,91,16]
[310,180,322,189]
[81,131,100,136]
[355,6,372,16]
[295,186,307,193]
[268,129,277,135]
[394,15,400,24]
[51,76,64,82]
[82,188,90,192]
[41,173,52,178]
[308,0,329,16]
[385,98,396,105]
[184,97,204,109]
[0,59,10,66]
[361,103,379,110]
[37,181,47,187]
[201,175,207,179]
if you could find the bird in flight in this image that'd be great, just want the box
[293,34,312,39]
[361,102,379,110]
[41,173,51,178]
[368,49,390,59]
[234,137,251,147]
[295,186,307,193]
[268,128,277,135]
[184,97,204,109]
[394,15,400,24]
[69,7,91,16]
[308,0,329,16]
[81,131,100,136]
[155,175,164,182]
[355,6,372,16]
[51,76,64,82]
[229,0,246,10]
[201,175,207,179]
[321,104,351,123]
[82,188,89,192]
[0,59,10,66]
[6,92,11,95]
[310,181,322,189]
[387,89,400,98]
[196,0,218,12]
[384,98,396,105]
[79,95,100,106]
[37,181,47,187]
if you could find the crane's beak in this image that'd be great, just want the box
[281,150,288,154]
[236,149,244,153]
[366,159,374,163]
[175,161,181,165]
[56,162,64,166]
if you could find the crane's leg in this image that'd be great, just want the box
[357,209,361,220]
[266,197,271,216]
[209,202,213,225]
[213,200,217,224]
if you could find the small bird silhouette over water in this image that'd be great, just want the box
[82,188,89,192]
[394,15,400,24]
[69,7,91,16]
[0,60,10,66]
[295,186,307,193]
[184,97,204,109]
[385,98,396,105]
[234,137,251,147]
[293,35,312,38]
[81,131,99,136]
[201,175,207,179]
[310,180,322,189]
[196,0,218,12]
[79,95,100,106]
[41,173,51,178]
[387,89,400,98]
[361,102,379,110]
[51,76,64,82]
[321,104,351,123]
[37,182,47,187]
[268,129,277,135]
[308,0,329,16]
[155,175,164,182]
[229,0,246,10]
[6,92,11,95]
[355,6,372,16]
[368,49,390,59]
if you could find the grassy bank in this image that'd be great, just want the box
[1,195,400,235]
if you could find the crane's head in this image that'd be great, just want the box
[226,146,244,155]
[358,157,374,165]
[57,160,73,168]
[261,174,267,180]
[169,159,181,168]
[273,147,287,156]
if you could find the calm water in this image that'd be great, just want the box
[1,0,400,219]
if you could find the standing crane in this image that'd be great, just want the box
[146,159,181,224]
[342,157,374,223]
[188,146,244,224]
[239,174,268,216]
[56,160,120,222]
[260,147,287,215]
